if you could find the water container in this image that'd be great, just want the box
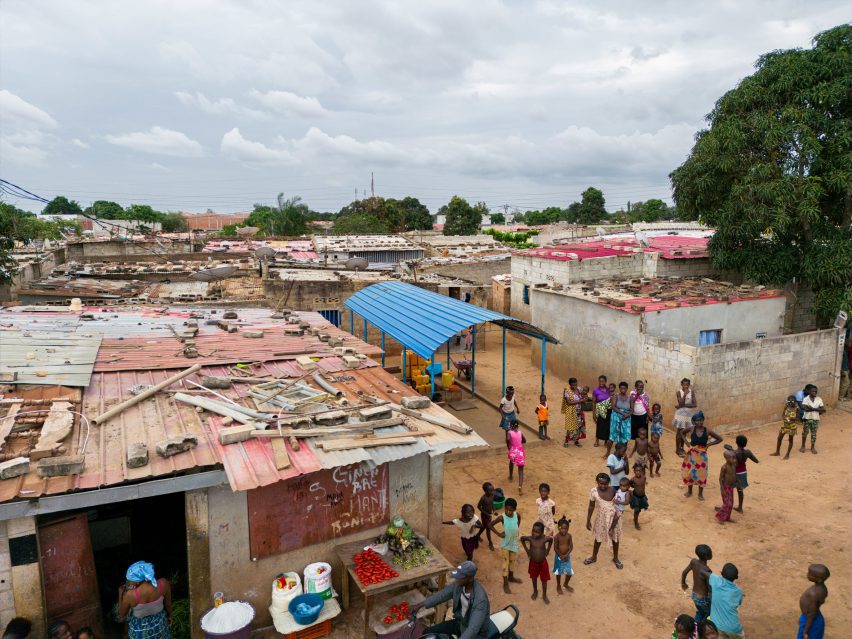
[442,371,454,388]
[304,562,333,599]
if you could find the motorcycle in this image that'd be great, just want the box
[405,604,521,639]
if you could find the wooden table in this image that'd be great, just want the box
[334,533,452,638]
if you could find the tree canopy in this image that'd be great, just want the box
[334,197,398,234]
[1,203,79,283]
[395,196,432,230]
[670,24,851,322]
[42,196,83,217]
[442,196,482,236]
[245,193,309,236]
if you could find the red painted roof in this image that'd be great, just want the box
[514,235,710,261]
[595,290,785,314]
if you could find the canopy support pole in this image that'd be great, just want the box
[402,346,407,382]
[501,325,507,398]
[471,324,477,396]
[446,340,450,369]
[363,319,368,343]
[540,336,547,397]
[430,353,435,398]
[381,331,385,367]
[349,309,354,335]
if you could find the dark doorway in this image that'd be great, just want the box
[38,491,188,639]
[448,287,461,300]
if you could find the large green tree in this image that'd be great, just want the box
[393,196,432,230]
[245,193,309,236]
[670,25,851,322]
[442,196,482,235]
[83,200,124,219]
[42,196,82,217]
[574,187,608,224]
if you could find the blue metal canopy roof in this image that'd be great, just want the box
[344,281,557,359]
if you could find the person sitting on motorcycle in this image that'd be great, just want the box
[413,560,490,639]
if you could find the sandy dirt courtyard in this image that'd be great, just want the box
[439,407,850,638]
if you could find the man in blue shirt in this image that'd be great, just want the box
[709,563,744,638]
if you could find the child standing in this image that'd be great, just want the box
[630,463,649,530]
[506,421,526,495]
[442,504,484,562]
[552,516,574,594]
[536,483,556,537]
[798,564,829,639]
[772,395,801,460]
[648,432,663,477]
[650,402,664,437]
[629,426,650,475]
[724,435,759,513]
[714,449,737,524]
[681,544,713,623]
[800,385,826,454]
[477,482,496,550]
[521,522,553,604]
[489,498,522,594]
[499,386,520,431]
[536,394,550,440]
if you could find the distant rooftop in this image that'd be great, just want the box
[536,276,784,314]
[314,234,419,252]
[515,232,712,262]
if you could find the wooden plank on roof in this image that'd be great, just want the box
[0,404,21,453]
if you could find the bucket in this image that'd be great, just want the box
[270,571,302,613]
[304,562,333,599]
[200,601,255,639]
[441,371,454,388]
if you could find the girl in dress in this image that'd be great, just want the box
[584,473,624,569]
[506,420,526,494]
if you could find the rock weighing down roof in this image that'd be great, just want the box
[0,307,487,508]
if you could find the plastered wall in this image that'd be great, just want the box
[205,454,440,628]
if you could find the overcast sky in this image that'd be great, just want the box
[1,1,847,214]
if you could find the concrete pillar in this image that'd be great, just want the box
[5,517,45,637]
[185,490,211,639]
[427,455,445,550]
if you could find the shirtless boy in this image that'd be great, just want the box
[552,515,574,594]
[521,522,553,604]
[714,449,737,523]
[477,482,496,550]
[724,435,759,513]
[629,463,649,529]
[648,432,663,476]
[629,426,650,475]
[798,564,829,639]
[681,544,713,623]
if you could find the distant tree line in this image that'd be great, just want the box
[0,202,80,284]
[41,196,189,232]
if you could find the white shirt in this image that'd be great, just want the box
[452,515,481,539]
[500,396,517,414]
[607,454,628,487]
[459,589,471,618]
[802,396,824,421]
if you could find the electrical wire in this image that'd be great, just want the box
[12,408,92,458]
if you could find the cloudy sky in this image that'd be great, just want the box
[1,1,847,214]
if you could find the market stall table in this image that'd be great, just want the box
[335,533,452,638]
[269,597,341,638]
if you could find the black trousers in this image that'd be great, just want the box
[423,619,463,638]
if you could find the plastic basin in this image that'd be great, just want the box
[288,593,325,626]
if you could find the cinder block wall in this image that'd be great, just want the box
[419,257,510,286]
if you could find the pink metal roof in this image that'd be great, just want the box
[596,290,785,314]
[514,235,710,261]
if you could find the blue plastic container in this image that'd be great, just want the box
[288,593,325,625]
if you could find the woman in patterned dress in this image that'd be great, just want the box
[584,472,623,569]
[681,411,723,501]
[118,561,172,639]
[561,377,586,447]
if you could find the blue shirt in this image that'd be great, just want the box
[709,574,743,634]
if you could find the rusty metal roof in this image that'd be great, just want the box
[0,360,486,503]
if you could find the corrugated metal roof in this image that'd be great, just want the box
[0,359,486,502]
[0,331,103,386]
[344,281,555,359]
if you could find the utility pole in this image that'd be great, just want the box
[371,172,375,198]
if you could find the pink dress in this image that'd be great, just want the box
[507,430,525,466]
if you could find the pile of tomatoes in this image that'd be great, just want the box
[353,549,398,586]
[383,601,411,625]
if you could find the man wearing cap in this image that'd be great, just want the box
[414,561,490,638]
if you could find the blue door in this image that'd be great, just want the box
[318,309,341,327]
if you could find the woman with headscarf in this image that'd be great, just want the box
[561,377,587,448]
[680,412,723,501]
[583,472,623,569]
[118,561,172,639]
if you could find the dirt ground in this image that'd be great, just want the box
[440,408,851,639]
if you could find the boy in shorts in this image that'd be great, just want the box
[724,435,758,513]
[800,385,825,454]
[521,521,553,603]
[552,515,574,594]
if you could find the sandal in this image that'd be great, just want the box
[613,560,623,569]
[583,557,596,565]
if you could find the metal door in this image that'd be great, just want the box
[39,514,104,636]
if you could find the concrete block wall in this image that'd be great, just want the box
[784,283,819,334]
[420,257,510,286]
[0,522,13,626]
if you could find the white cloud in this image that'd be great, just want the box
[250,90,327,118]
[71,138,90,149]
[175,91,268,119]
[150,162,169,171]
[220,128,297,165]
[0,90,58,165]
[292,127,410,163]
[105,126,203,157]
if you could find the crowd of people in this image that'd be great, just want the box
[444,377,835,638]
